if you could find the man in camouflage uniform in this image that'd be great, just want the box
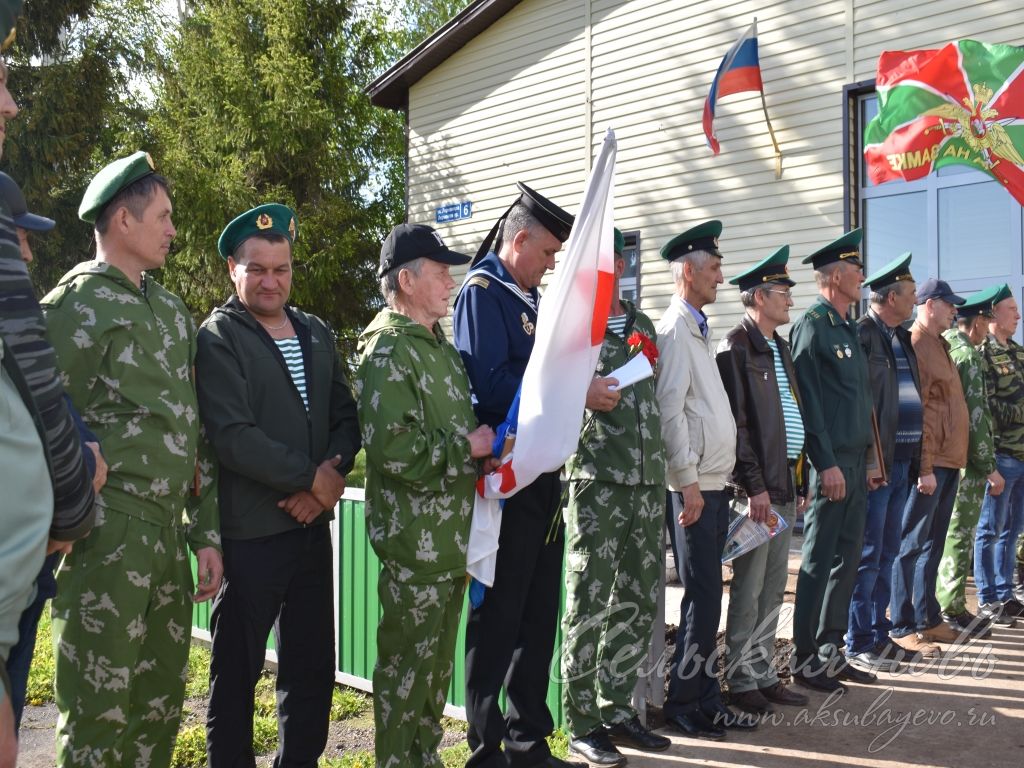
[41,152,222,768]
[937,286,1005,635]
[975,284,1024,625]
[563,229,669,767]
[356,224,495,768]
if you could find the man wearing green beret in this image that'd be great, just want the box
[788,229,879,692]
[562,228,669,766]
[974,285,1024,625]
[715,245,809,715]
[656,221,748,739]
[41,151,222,767]
[936,285,1006,635]
[195,204,360,767]
[846,254,927,670]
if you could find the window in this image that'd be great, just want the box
[853,92,1024,308]
[619,230,641,302]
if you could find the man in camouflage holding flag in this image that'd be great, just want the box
[936,285,1005,636]
[356,223,495,768]
[41,152,222,768]
[563,229,669,768]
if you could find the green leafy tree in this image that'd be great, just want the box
[151,0,409,350]
[4,0,169,295]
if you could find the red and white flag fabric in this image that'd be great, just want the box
[467,129,618,587]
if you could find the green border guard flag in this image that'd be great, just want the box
[864,39,1024,206]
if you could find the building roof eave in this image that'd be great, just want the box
[366,0,523,110]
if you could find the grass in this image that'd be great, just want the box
[25,606,55,706]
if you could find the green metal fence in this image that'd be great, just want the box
[191,489,571,723]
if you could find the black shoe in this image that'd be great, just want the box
[729,688,774,714]
[607,715,671,752]
[569,727,625,767]
[836,659,877,684]
[759,681,809,706]
[1002,598,1024,618]
[703,703,759,730]
[942,610,993,639]
[665,710,726,740]
[794,664,846,693]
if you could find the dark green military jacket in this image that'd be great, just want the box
[566,301,666,487]
[944,328,996,476]
[789,297,873,471]
[979,334,1024,462]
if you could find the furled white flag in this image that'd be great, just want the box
[467,129,618,589]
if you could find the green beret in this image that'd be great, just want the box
[0,0,21,51]
[957,284,1007,319]
[79,151,157,224]
[661,220,723,261]
[728,245,795,291]
[613,227,624,256]
[802,228,863,269]
[863,252,914,291]
[218,203,297,260]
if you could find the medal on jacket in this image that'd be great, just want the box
[844,344,852,358]
[835,345,843,359]
[521,312,535,335]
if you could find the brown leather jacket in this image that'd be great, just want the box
[716,315,808,504]
[910,321,969,473]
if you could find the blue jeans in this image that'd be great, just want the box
[975,454,1024,604]
[891,466,960,636]
[847,459,910,654]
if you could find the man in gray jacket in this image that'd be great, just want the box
[196,204,361,768]
[656,221,745,740]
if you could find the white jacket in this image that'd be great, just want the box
[655,294,737,491]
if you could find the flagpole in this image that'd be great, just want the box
[760,89,782,178]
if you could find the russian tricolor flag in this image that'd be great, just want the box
[703,21,764,155]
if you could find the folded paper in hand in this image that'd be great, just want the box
[607,352,654,391]
[722,502,789,563]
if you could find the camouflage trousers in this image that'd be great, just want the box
[936,468,986,615]
[52,509,192,768]
[561,481,663,736]
[373,568,465,768]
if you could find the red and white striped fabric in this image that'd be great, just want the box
[467,129,618,586]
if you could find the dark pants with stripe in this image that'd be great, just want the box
[206,525,335,768]
[664,489,730,717]
[465,471,564,768]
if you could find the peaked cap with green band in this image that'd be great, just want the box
[957,283,1008,319]
[729,245,795,291]
[863,252,914,291]
[218,203,297,259]
[79,151,157,224]
[660,220,723,261]
[613,227,624,256]
[802,228,863,269]
[1,0,22,50]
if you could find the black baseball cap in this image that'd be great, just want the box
[0,172,55,231]
[916,277,964,306]
[379,223,470,278]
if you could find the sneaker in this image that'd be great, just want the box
[1001,597,1024,618]
[942,610,993,639]
[891,633,942,657]
[978,601,1017,627]
[569,727,625,767]
[848,644,904,673]
[920,621,961,644]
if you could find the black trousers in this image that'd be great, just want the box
[206,525,335,768]
[664,489,730,717]
[465,471,564,768]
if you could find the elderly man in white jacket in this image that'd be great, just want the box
[655,220,746,741]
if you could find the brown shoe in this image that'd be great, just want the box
[759,681,808,706]
[921,621,961,645]
[730,688,774,714]
[891,632,941,657]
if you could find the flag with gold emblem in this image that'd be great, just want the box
[864,39,1024,205]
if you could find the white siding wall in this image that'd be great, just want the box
[405,0,1024,338]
